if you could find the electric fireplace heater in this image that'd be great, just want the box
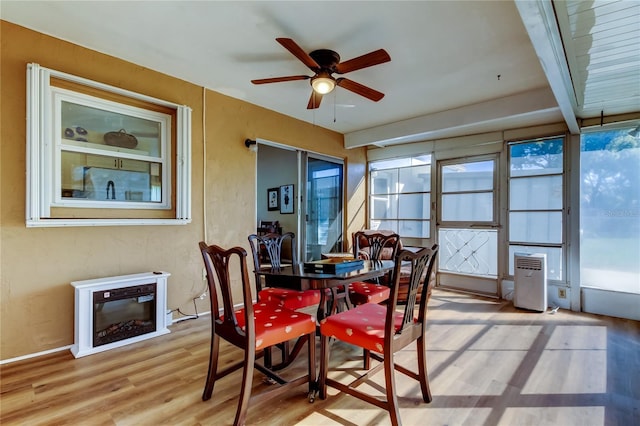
[93,283,157,347]
[71,272,170,358]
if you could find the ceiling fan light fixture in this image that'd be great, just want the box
[311,74,335,94]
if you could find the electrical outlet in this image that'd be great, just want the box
[558,288,567,299]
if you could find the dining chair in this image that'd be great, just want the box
[199,242,316,426]
[248,232,322,310]
[346,231,402,369]
[248,232,321,366]
[257,220,281,235]
[347,231,401,306]
[318,244,439,426]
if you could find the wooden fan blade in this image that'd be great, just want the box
[336,78,385,101]
[335,49,391,74]
[276,38,320,71]
[307,91,323,109]
[251,75,310,84]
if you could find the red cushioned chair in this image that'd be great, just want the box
[330,231,401,369]
[199,242,316,426]
[249,232,321,310]
[347,230,401,306]
[248,232,321,367]
[318,244,439,426]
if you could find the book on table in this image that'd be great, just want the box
[303,258,365,274]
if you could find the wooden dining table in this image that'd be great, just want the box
[255,259,395,401]
[256,259,395,322]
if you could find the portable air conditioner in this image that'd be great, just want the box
[513,253,547,312]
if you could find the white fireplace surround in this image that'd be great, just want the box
[71,271,170,358]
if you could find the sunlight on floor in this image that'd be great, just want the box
[523,325,607,394]
[501,406,605,425]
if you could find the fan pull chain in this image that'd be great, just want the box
[312,96,316,126]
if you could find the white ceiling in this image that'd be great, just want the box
[2,1,638,148]
[555,0,640,118]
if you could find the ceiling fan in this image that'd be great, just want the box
[251,38,391,109]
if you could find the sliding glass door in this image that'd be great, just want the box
[303,155,344,261]
[255,144,343,262]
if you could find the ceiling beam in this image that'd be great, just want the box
[514,0,580,134]
[344,87,560,148]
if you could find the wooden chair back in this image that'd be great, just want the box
[198,242,254,348]
[352,231,400,286]
[248,232,296,292]
[258,220,281,235]
[198,241,316,424]
[352,230,401,261]
[318,243,440,425]
[389,244,438,341]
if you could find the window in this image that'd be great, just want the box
[580,126,640,294]
[508,137,564,280]
[440,158,496,224]
[26,63,191,227]
[369,154,431,240]
[56,89,169,208]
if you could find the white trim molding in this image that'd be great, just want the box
[26,63,192,227]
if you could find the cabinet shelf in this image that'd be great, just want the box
[62,138,150,157]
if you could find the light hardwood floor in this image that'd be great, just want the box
[1,289,639,425]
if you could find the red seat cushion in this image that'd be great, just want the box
[259,288,321,310]
[233,302,316,350]
[319,303,410,353]
[347,281,390,305]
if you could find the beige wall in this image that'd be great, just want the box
[0,21,367,360]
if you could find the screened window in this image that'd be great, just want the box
[369,155,431,239]
[441,159,496,223]
[508,137,564,280]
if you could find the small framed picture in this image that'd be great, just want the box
[267,187,279,211]
[280,184,294,214]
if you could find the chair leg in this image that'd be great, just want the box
[329,288,339,315]
[202,332,220,401]
[318,333,330,400]
[264,346,273,369]
[263,340,291,370]
[234,345,256,426]
[363,349,371,369]
[307,333,317,398]
[383,352,401,426]
[281,340,290,364]
[416,336,432,403]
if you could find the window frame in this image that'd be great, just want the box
[26,63,192,227]
[53,87,171,210]
[437,154,499,228]
[506,136,566,282]
[368,154,432,241]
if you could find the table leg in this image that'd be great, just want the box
[316,287,342,322]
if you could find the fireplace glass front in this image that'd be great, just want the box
[93,283,157,347]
